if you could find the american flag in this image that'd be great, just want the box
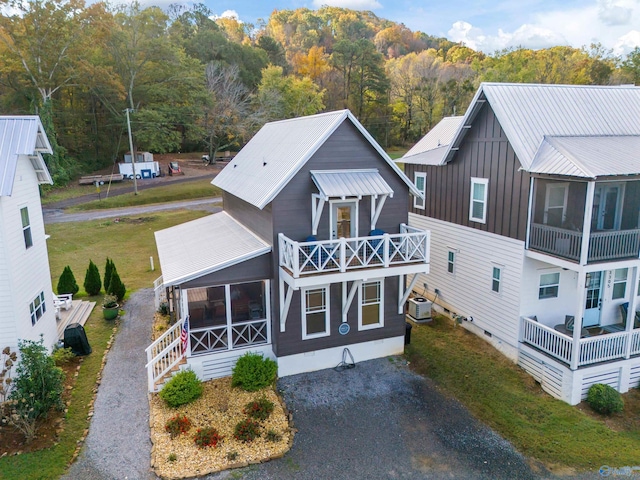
[180,317,189,352]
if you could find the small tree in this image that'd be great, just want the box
[7,338,64,443]
[107,268,126,302]
[83,260,102,296]
[57,266,79,295]
[104,258,114,292]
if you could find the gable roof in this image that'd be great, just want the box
[401,116,463,165]
[212,110,420,210]
[155,211,271,286]
[0,116,53,196]
[442,83,640,178]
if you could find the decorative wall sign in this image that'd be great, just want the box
[338,323,350,335]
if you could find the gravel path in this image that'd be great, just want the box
[62,289,158,480]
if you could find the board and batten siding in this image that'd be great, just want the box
[406,103,530,242]
[270,120,409,357]
[0,156,57,353]
[409,213,524,348]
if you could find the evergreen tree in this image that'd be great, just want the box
[83,260,102,296]
[107,268,126,302]
[104,258,114,293]
[57,266,79,295]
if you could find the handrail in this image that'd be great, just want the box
[145,316,185,392]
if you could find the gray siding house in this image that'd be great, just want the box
[404,83,640,405]
[148,110,430,391]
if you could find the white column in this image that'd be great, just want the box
[624,266,639,359]
[580,181,596,266]
[570,271,588,370]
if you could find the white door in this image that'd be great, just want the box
[331,201,357,239]
[593,184,623,230]
[583,271,603,327]
[544,183,569,227]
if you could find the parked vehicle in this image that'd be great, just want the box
[168,161,183,176]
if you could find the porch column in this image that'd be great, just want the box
[570,271,588,370]
[624,266,639,359]
[525,177,534,250]
[579,181,596,266]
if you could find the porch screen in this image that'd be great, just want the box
[230,282,266,323]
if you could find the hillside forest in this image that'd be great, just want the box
[1,1,639,184]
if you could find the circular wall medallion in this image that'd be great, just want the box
[338,323,350,335]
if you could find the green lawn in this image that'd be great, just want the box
[68,179,220,211]
[41,181,131,205]
[406,316,640,471]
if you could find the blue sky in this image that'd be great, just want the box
[192,0,640,55]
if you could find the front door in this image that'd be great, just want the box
[583,271,603,327]
[331,201,357,239]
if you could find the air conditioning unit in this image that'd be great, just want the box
[408,297,432,321]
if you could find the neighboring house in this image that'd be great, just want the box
[0,116,58,354]
[402,82,640,405]
[149,110,430,391]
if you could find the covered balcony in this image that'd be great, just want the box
[527,178,640,264]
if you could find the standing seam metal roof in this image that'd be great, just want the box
[310,169,394,199]
[212,110,420,209]
[0,116,53,196]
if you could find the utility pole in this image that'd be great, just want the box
[125,108,138,195]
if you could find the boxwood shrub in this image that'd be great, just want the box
[231,352,277,392]
[586,383,624,414]
[159,370,203,408]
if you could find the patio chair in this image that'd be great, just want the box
[620,303,640,329]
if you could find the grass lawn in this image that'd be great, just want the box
[41,181,132,205]
[68,179,220,212]
[406,316,640,472]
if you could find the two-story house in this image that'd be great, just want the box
[0,116,58,354]
[149,110,430,391]
[403,83,640,405]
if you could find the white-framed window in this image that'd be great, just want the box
[613,268,628,300]
[491,266,501,293]
[359,280,383,330]
[539,272,560,299]
[414,172,426,209]
[21,207,33,249]
[447,250,456,274]
[30,291,46,325]
[302,286,330,339]
[469,177,488,223]
[544,183,569,227]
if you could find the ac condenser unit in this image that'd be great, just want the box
[408,297,432,321]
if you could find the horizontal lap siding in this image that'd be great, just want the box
[271,120,409,357]
[223,192,273,243]
[409,213,524,347]
[181,253,272,289]
[407,104,530,242]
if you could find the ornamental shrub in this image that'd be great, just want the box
[7,338,65,443]
[265,429,282,442]
[107,268,126,302]
[233,418,261,443]
[83,260,102,295]
[587,383,624,414]
[193,427,223,448]
[165,414,192,438]
[57,265,79,295]
[231,353,277,392]
[104,258,114,292]
[243,396,275,421]
[159,370,203,408]
[51,346,75,366]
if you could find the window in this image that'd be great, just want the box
[21,207,32,249]
[414,172,426,209]
[539,272,560,299]
[447,250,455,274]
[359,280,383,330]
[30,292,46,325]
[302,287,330,339]
[469,178,488,223]
[492,267,501,293]
[544,183,569,227]
[613,268,628,300]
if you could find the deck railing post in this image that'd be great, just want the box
[146,347,154,392]
[340,238,346,272]
[383,234,390,267]
[292,240,300,277]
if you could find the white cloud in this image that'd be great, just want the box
[598,0,633,26]
[312,0,382,9]
[614,30,640,55]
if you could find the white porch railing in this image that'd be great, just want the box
[279,224,429,278]
[529,223,640,263]
[153,275,165,310]
[521,317,640,368]
[145,316,185,392]
[190,319,269,355]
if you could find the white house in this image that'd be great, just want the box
[403,83,640,405]
[0,116,58,354]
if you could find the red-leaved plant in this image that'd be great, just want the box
[194,427,223,448]
[165,415,192,438]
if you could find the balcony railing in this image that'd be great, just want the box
[190,319,269,355]
[278,224,429,278]
[521,317,640,368]
[529,223,640,263]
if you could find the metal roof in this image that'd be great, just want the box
[212,109,420,209]
[402,116,463,165]
[530,136,640,178]
[310,169,394,200]
[0,116,53,196]
[443,83,640,171]
[155,211,271,286]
